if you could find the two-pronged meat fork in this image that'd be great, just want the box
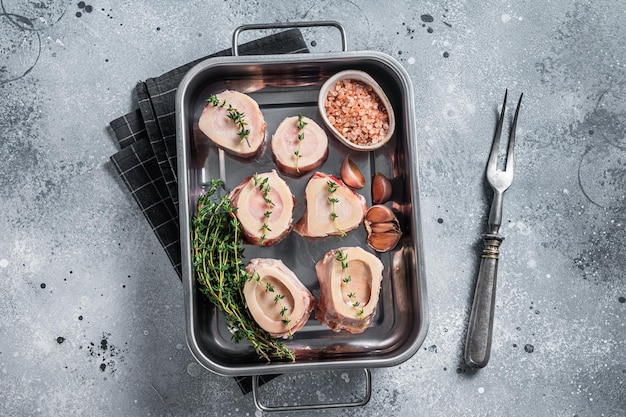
[464,90,523,368]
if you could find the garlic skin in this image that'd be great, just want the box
[371,172,392,204]
[365,204,396,223]
[364,205,402,252]
[340,155,366,189]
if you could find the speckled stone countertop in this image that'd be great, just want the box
[1,1,625,416]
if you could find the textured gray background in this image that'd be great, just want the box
[1,0,625,416]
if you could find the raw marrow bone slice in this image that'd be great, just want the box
[271,116,328,176]
[198,90,266,158]
[244,258,315,339]
[315,246,384,334]
[294,172,366,238]
[229,170,295,246]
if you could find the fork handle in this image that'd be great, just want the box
[464,233,504,368]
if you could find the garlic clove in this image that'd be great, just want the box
[369,222,400,234]
[372,172,392,204]
[364,205,402,252]
[365,204,396,223]
[367,231,401,252]
[340,155,366,189]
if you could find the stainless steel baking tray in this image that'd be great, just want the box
[176,42,428,377]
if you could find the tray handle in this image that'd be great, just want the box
[252,368,371,412]
[232,21,348,56]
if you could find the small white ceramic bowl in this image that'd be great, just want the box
[318,69,395,151]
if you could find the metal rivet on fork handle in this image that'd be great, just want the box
[464,90,523,368]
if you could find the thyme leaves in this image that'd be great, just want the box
[191,178,294,361]
[335,249,365,318]
[252,271,293,338]
[294,113,307,173]
[206,94,251,147]
[327,180,346,237]
[253,173,274,244]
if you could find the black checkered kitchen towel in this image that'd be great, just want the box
[108,28,308,393]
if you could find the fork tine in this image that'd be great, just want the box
[488,89,508,174]
[505,93,523,173]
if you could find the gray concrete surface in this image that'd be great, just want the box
[1,0,625,416]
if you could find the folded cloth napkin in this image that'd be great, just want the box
[109,28,309,394]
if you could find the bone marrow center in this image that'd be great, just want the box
[247,187,284,223]
[340,260,372,307]
[252,276,295,322]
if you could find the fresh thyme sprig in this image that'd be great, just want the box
[206,94,251,147]
[252,271,293,338]
[191,178,294,362]
[294,114,307,173]
[327,180,346,237]
[336,249,365,318]
[253,173,274,244]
